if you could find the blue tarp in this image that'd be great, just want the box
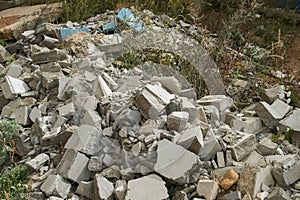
[57,27,90,41]
[117,8,145,32]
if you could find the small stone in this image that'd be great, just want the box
[220,170,239,190]
[256,137,278,156]
[197,180,219,200]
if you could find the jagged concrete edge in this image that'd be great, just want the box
[121,28,226,95]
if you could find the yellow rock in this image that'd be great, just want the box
[220,169,239,190]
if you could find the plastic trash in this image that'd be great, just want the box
[117,8,145,33]
[57,27,90,41]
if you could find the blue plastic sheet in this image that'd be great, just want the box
[57,27,90,41]
[117,8,145,32]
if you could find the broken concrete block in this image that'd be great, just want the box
[220,169,239,190]
[200,129,222,160]
[32,48,68,64]
[256,137,278,156]
[57,102,75,117]
[151,76,181,94]
[217,151,225,168]
[29,107,42,123]
[255,99,291,128]
[6,63,22,78]
[197,95,234,112]
[226,132,256,161]
[197,180,219,200]
[279,108,300,147]
[88,155,104,172]
[15,106,31,125]
[253,166,275,197]
[98,34,123,53]
[41,71,65,90]
[57,149,91,183]
[178,88,197,100]
[125,174,169,200]
[135,89,165,119]
[261,86,283,104]
[40,174,71,199]
[0,45,11,63]
[82,110,102,128]
[93,75,113,99]
[243,150,267,167]
[272,158,300,187]
[145,84,174,104]
[231,117,262,134]
[167,111,189,132]
[222,191,242,200]
[94,174,114,200]
[65,125,102,156]
[25,153,49,170]
[180,98,198,122]
[75,181,95,200]
[154,139,201,184]
[267,187,290,200]
[114,180,127,200]
[1,75,30,99]
[176,126,204,155]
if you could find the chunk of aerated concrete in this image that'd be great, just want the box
[1,75,30,99]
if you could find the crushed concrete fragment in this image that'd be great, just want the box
[167,111,189,131]
[1,75,30,99]
[25,153,49,170]
[40,174,71,199]
[125,174,169,200]
[197,180,219,200]
[94,174,114,200]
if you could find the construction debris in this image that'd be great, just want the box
[0,5,299,200]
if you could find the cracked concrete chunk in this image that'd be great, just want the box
[199,129,222,160]
[197,95,234,112]
[32,48,68,64]
[41,174,71,199]
[25,153,49,170]
[226,132,256,161]
[126,174,168,200]
[176,126,204,155]
[65,125,102,156]
[93,75,113,98]
[151,76,181,94]
[58,102,75,117]
[57,149,91,183]
[145,84,174,104]
[135,89,165,119]
[114,180,127,200]
[154,139,201,184]
[94,174,114,200]
[15,106,30,125]
[256,137,278,156]
[167,111,189,131]
[255,99,291,127]
[279,108,300,147]
[231,117,262,134]
[267,187,290,200]
[41,71,65,90]
[197,180,219,200]
[1,75,30,99]
[76,181,95,200]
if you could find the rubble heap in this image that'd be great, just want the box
[0,6,299,200]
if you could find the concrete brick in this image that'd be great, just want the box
[197,95,234,112]
[200,129,222,160]
[255,99,291,128]
[256,137,278,156]
[226,132,256,161]
[151,76,181,94]
[65,125,102,156]
[179,98,198,122]
[25,153,49,170]
[93,75,112,99]
[1,75,30,99]
[217,151,225,168]
[197,180,219,200]
[94,174,114,200]
[125,174,168,200]
[57,149,91,183]
[57,102,75,117]
[176,126,204,155]
[154,139,201,184]
[279,108,300,147]
[231,117,262,134]
[167,111,189,131]
[75,181,95,200]
[145,84,174,105]
[135,89,165,119]
[41,174,71,199]
[32,48,68,64]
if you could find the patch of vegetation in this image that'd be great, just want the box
[0,120,22,166]
[0,165,30,199]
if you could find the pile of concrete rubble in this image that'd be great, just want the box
[0,5,299,200]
